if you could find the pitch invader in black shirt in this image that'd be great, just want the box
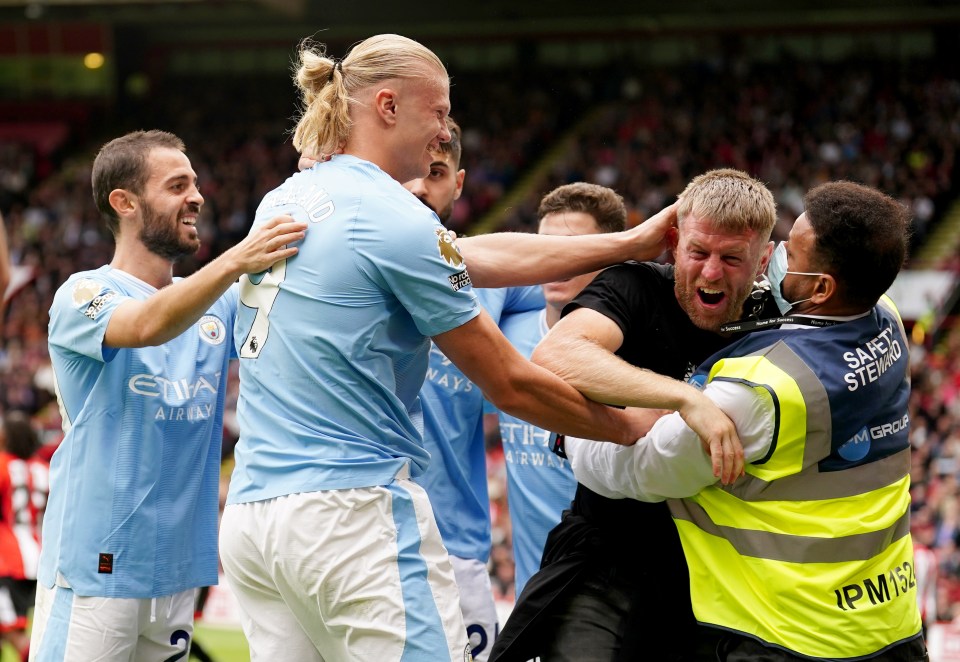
[490,169,779,662]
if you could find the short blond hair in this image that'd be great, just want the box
[292,34,448,158]
[676,168,777,240]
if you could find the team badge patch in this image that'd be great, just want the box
[199,315,227,345]
[436,228,464,267]
[72,278,102,306]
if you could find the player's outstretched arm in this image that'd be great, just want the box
[457,202,677,288]
[104,215,306,348]
[433,311,646,445]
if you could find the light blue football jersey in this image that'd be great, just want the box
[417,286,543,564]
[42,266,236,598]
[228,155,481,503]
[498,309,577,596]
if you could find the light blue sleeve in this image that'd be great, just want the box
[48,275,129,363]
[476,285,544,327]
[479,286,543,412]
[224,283,240,360]
[502,285,545,315]
[355,194,479,338]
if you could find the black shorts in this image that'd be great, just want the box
[0,577,36,630]
[718,633,928,662]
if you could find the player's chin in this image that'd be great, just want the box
[414,160,431,181]
[691,310,729,332]
[543,287,570,307]
[183,237,202,255]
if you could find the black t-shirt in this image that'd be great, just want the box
[567,261,735,383]
[562,261,740,568]
[491,262,776,662]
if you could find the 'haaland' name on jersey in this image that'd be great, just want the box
[425,345,474,394]
[842,325,903,392]
[127,373,222,422]
[261,184,335,223]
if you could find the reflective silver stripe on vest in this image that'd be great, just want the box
[672,500,911,563]
[721,447,910,501]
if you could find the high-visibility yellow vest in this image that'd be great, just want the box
[669,300,921,659]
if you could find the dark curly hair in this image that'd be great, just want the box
[803,181,911,310]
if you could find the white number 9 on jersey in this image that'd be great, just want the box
[238,259,287,359]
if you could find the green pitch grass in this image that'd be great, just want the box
[1,624,249,662]
[193,624,251,661]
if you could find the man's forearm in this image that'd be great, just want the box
[532,332,695,411]
[459,231,634,288]
[458,201,675,288]
[107,251,247,348]
[490,359,642,445]
[434,313,643,445]
[106,215,305,348]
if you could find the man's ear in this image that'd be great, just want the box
[298,155,318,171]
[756,241,774,278]
[453,169,465,201]
[375,88,399,125]
[810,273,837,305]
[666,226,679,250]
[108,189,137,217]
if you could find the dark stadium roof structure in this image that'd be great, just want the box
[0,0,957,37]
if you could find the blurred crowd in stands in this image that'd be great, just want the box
[2,55,960,615]
[495,60,959,255]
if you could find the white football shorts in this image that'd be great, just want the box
[220,475,472,662]
[30,577,197,662]
[450,554,499,662]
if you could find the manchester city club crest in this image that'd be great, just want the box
[198,315,227,345]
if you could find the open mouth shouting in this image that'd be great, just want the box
[698,287,726,307]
